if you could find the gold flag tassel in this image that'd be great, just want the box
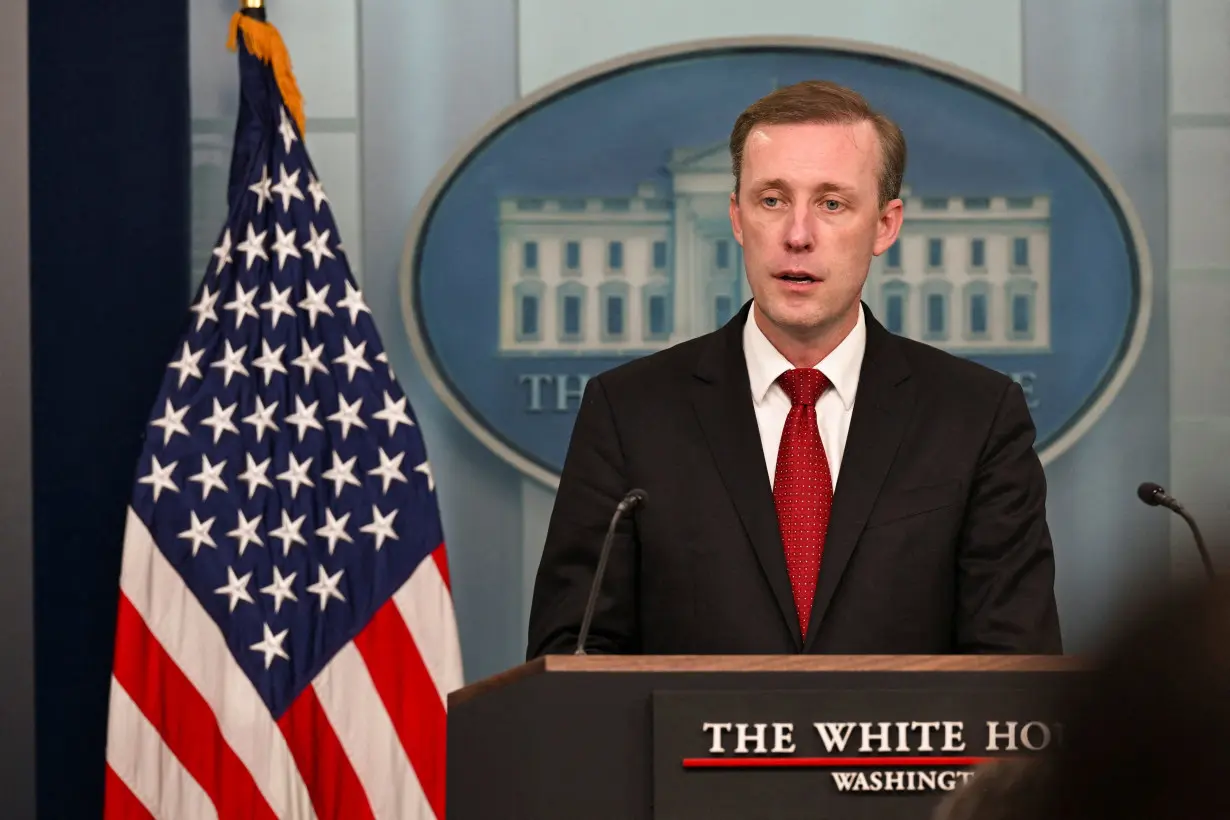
[226,8,307,138]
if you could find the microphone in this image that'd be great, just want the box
[574,488,648,655]
[1136,482,1215,579]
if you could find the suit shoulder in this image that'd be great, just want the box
[891,334,1017,400]
[590,332,712,394]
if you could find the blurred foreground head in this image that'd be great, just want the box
[935,574,1230,820]
[1042,574,1230,819]
[1028,577,1230,820]
[931,758,1047,820]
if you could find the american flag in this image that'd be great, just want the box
[103,18,462,820]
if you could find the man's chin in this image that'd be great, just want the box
[760,304,832,334]
[756,297,861,338]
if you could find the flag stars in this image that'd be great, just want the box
[302,223,335,269]
[315,509,353,555]
[298,281,334,327]
[178,511,217,557]
[271,163,305,213]
[236,222,269,270]
[243,396,279,443]
[291,340,329,382]
[260,567,298,614]
[336,280,372,324]
[333,336,373,382]
[277,107,298,154]
[209,341,249,387]
[375,351,394,379]
[415,460,435,492]
[360,505,399,550]
[200,398,240,443]
[306,172,328,212]
[223,281,260,329]
[270,223,301,270]
[248,165,273,213]
[211,228,233,274]
[237,453,274,498]
[269,511,308,557]
[306,565,346,611]
[327,394,367,441]
[372,391,414,437]
[167,342,204,388]
[284,396,324,441]
[189,454,228,500]
[277,453,315,500]
[214,566,254,613]
[136,91,457,691]
[190,285,219,331]
[227,509,264,556]
[251,340,288,385]
[150,399,190,445]
[368,447,407,494]
[138,455,178,501]
[250,622,290,669]
[321,451,361,496]
[261,283,296,329]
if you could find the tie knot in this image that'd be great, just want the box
[778,368,829,406]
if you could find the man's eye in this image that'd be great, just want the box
[823,199,841,211]
[762,197,780,207]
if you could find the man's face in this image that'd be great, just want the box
[730,120,902,340]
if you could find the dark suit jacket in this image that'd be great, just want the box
[526,301,1062,657]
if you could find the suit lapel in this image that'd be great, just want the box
[690,303,803,648]
[804,312,914,650]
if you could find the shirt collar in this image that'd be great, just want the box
[743,302,866,411]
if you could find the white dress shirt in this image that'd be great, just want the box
[743,303,867,491]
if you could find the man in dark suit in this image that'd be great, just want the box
[526,80,1062,657]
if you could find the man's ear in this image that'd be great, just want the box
[729,191,744,246]
[873,198,904,256]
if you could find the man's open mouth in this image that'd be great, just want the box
[778,271,820,283]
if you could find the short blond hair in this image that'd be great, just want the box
[729,79,907,208]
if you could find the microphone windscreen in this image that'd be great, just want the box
[1137,482,1164,506]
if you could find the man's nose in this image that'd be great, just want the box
[784,210,815,252]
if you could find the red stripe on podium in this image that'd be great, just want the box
[683,756,993,769]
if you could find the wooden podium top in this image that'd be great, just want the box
[450,654,1085,707]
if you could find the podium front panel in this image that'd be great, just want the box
[447,662,1080,819]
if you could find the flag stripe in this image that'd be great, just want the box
[118,508,316,820]
[312,641,434,819]
[392,549,464,705]
[353,599,449,819]
[112,592,278,820]
[104,765,157,820]
[430,544,451,591]
[104,679,219,820]
[278,683,377,820]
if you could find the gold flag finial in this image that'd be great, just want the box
[239,0,266,22]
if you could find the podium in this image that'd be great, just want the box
[447,655,1084,819]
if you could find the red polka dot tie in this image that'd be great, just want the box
[773,368,833,635]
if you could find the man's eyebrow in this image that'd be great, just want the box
[747,178,858,195]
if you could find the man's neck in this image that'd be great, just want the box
[753,303,859,369]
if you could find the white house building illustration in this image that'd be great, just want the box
[497,143,1050,356]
